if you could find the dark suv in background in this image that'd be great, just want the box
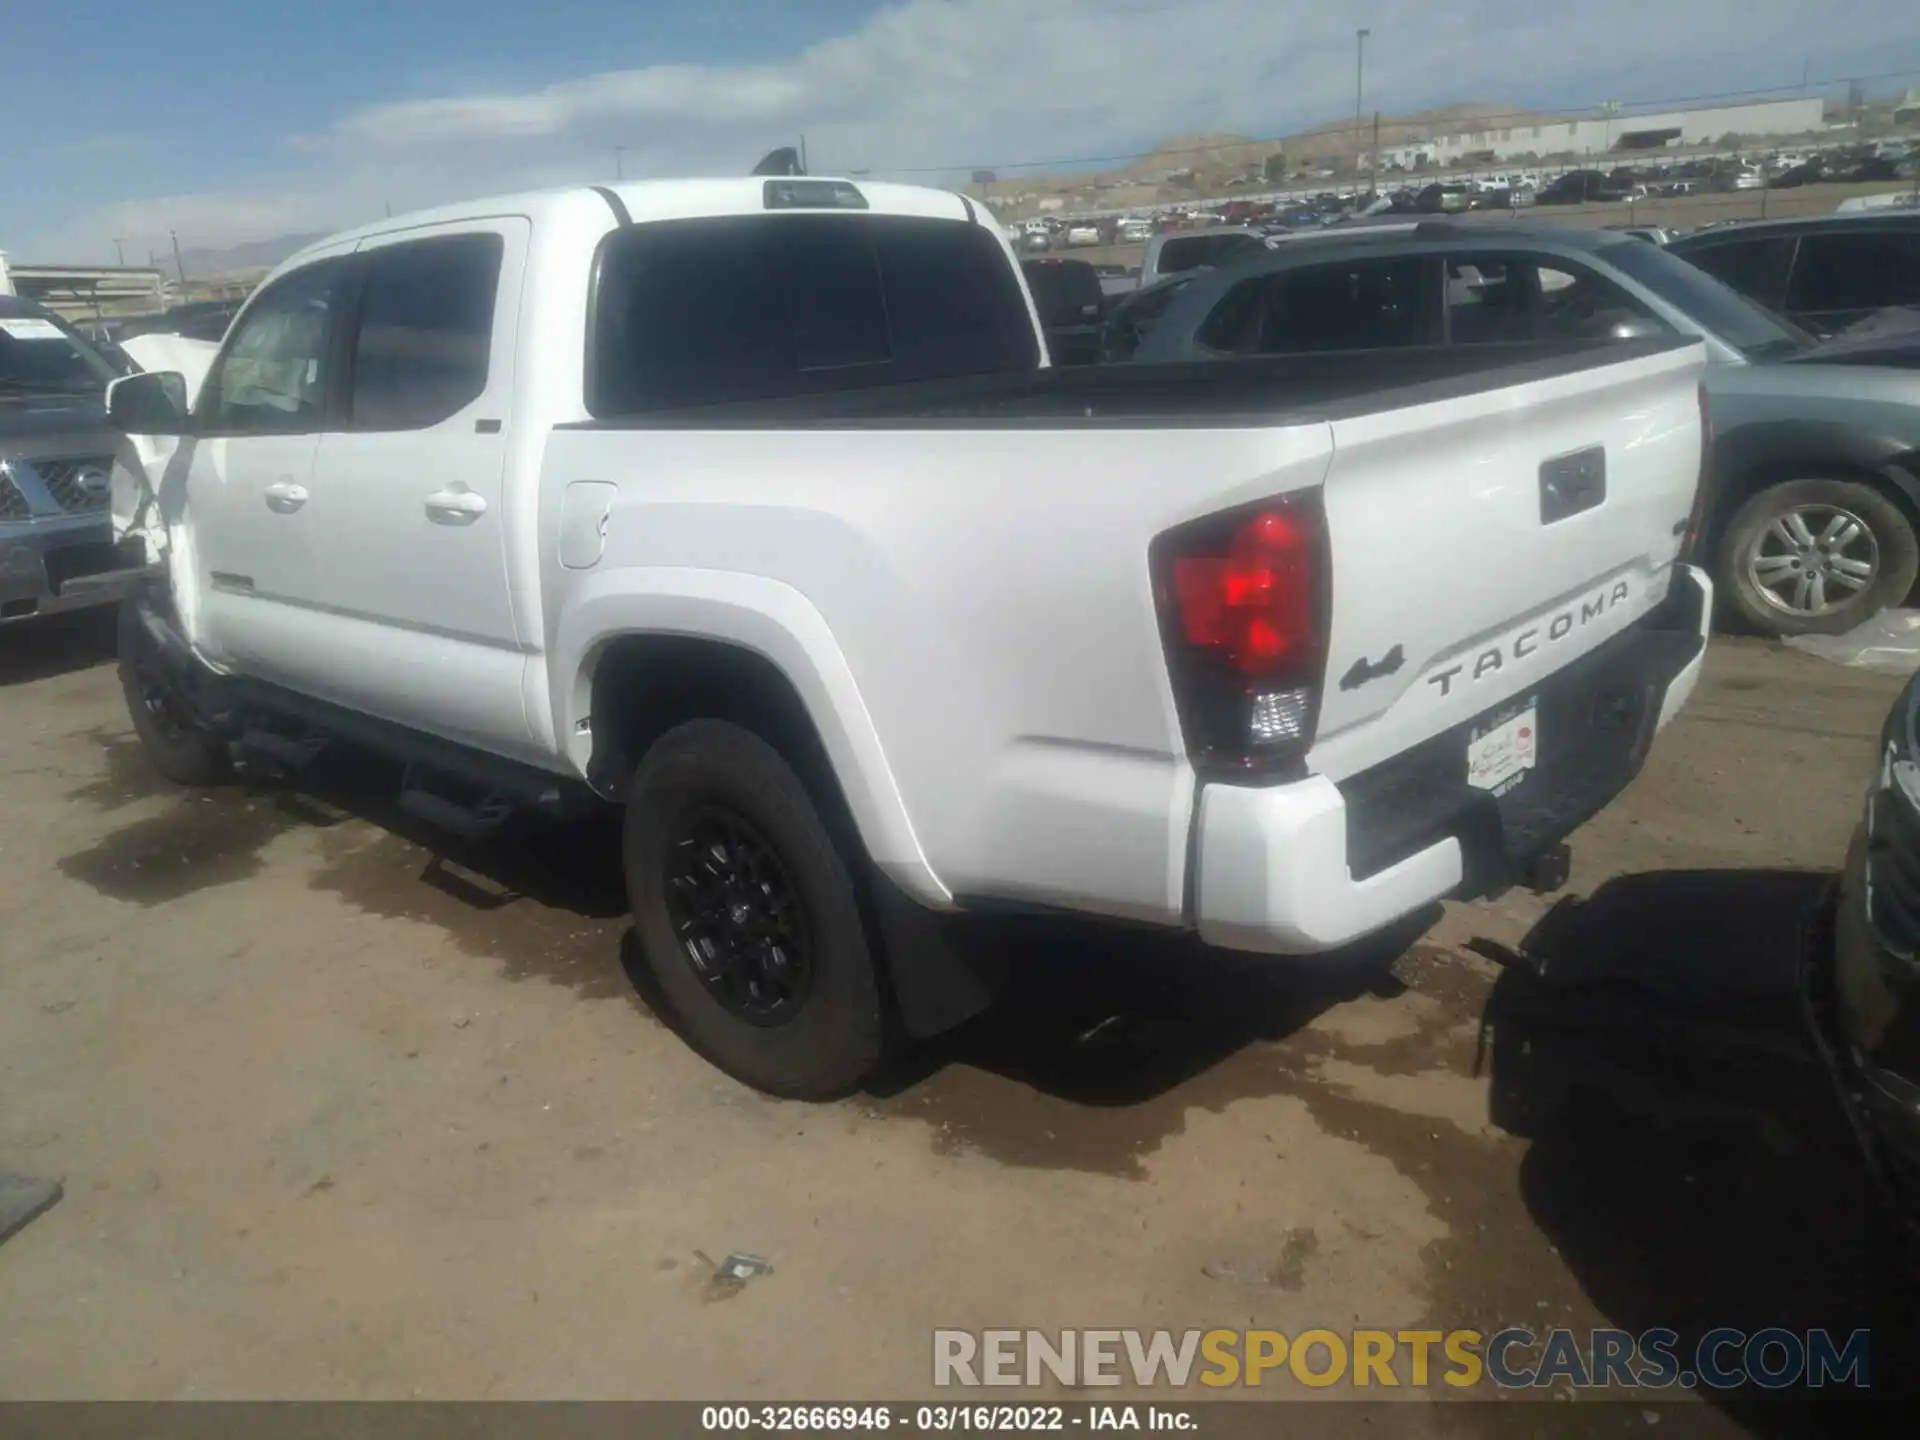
[1,295,143,624]
[1669,213,1920,338]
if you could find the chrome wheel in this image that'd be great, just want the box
[1747,504,1880,618]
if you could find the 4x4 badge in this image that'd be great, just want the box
[1339,644,1405,691]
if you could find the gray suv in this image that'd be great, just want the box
[1,295,142,623]
[1119,222,1920,639]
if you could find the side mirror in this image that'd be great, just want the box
[107,370,190,436]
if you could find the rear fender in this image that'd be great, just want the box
[552,567,952,911]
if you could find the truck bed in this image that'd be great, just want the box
[562,338,1694,428]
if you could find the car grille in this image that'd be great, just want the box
[33,456,116,514]
[0,472,30,523]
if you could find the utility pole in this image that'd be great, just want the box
[112,238,126,267]
[1353,27,1370,190]
[168,228,186,289]
[615,146,626,181]
[799,133,809,174]
[1370,111,1381,197]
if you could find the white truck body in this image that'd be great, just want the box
[113,175,1711,1007]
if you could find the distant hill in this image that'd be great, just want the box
[177,231,327,280]
[972,100,1564,217]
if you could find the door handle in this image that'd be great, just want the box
[425,488,488,524]
[264,481,308,513]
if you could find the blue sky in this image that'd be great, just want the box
[5,0,1920,263]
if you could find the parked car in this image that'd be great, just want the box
[1118,220,1920,637]
[113,298,246,345]
[1807,670,1920,1240]
[1668,213,1920,337]
[0,295,147,624]
[1115,217,1154,244]
[1137,226,1268,288]
[1021,257,1106,365]
[106,175,1708,1098]
[1063,224,1102,247]
[1413,183,1474,214]
[1534,170,1630,205]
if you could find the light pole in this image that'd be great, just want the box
[615,146,626,181]
[112,237,126,267]
[1354,27,1371,195]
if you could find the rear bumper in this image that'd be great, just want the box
[1193,564,1712,954]
[0,517,142,623]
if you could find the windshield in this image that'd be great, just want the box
[1600,238,1813,359]
[0,309,123,393]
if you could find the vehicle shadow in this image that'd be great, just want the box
[1481,867,1916,1426]
[0,607,118,687]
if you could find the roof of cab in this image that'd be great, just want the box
[279,177,979,271]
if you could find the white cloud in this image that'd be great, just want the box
[39,0,1920,260]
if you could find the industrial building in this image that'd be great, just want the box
[1410,97,1827,167]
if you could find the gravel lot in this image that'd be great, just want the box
[1,611,1914,1431]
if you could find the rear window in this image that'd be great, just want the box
[588,214,1040,414]
[1155,232,1266,276]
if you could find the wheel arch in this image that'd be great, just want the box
[552,570,951,911]
[1704,420,1920,546]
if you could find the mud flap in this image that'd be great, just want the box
[871,877,1007,1039]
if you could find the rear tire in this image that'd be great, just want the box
[1719,478,1918,638]
[116,598,229,786]
[623,719,884,1099]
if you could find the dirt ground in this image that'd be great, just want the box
[1,610,1914,1431]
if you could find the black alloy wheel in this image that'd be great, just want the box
[662,805,815,1026]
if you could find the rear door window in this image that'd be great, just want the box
[1786,230,1920,327]
[1444,259,1534,343]
[1155,232,1266,276]
[1203,257,1435,354]
[588,213,1038,414]
[1532,262,1669,342]
[1681,236,1797,311]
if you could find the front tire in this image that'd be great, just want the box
[623,719,884,1099]
[116,598,229,786]
[1718,478,1919,638]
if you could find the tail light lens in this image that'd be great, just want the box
[1151,494,1330,779]
[1684,381,1712,559]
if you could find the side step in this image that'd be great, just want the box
[398,764,516,841]
[236,727,329,776]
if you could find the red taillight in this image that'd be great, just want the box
[1152,496,1328,778]
[1171,508,1316,675]
[1685,381,1712,558]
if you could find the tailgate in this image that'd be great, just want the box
[1308,341,1705,782]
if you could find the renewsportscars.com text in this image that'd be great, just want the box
[932,1328,1872,1390]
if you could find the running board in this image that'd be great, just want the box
[237,727,328,775]
[398,766,516,841]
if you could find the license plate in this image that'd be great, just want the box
[1468,702,1537,797]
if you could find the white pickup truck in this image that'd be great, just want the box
[107,174,1713,1097]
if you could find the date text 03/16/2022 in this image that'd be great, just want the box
[700,1405,1193,1431]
